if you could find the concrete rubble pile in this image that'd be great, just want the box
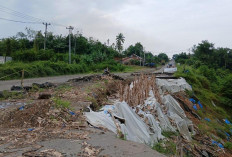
[85,76,195,146]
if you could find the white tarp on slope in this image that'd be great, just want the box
[163,67,177,73]
[85,101,164,145]
[85,105,117,133]
[85,77,195,145]
[162,94,195,141]
[156,77,192,94]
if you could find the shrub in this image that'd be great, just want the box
[153,141,176,155]
[198,65,217,82]
[13,49,55,62]
[225,142,232,150]
[52,97,70,109]
[130,59,140,65]
[0,60,126,80]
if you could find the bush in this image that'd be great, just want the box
[198,65,217,82]
[91,60,125,72]
[220,74,232,107]
[0,60,126,80]
[153,141,176,155]
[52,97,70,109]
[13,49,55,62]
[225,142,232,150]
[130,59,140,65]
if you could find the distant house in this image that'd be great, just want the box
[0,56,12,64]
[122,54,143,65]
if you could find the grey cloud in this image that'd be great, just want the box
[0,0,232,57]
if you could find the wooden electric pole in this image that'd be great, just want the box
[43,22,51,50]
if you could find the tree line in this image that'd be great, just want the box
[0,28,168,64]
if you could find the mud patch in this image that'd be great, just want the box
[68,74,124,83]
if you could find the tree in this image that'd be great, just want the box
[193,40,214,65]
[116,33,125,53]
[33,31,44,52]
[25,27,37,40]
[158,53,169,62]
[173,52,188,64]
[124,42,144,58]
[5,38,11,57]
[220,74,232,107]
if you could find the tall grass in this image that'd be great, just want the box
[174,64,232,141]
[0,60,126,80]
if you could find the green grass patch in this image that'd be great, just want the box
[0,90,24,100]
[55,84,73,92]
[225,142,232,150]
[175,64,232,140]
[0,60,126,80]
[162,131,179,138]
[123,65,148,73]
[153,140,176,155]
[52,97,70,109]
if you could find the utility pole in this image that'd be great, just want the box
[43,22,51,50]
[143,48,146,66]
[66,26,74,64]
[74,31,79,54]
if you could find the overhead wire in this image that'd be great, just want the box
[0,5,44,22]
[0,4,67,29]
[0,17,42,24]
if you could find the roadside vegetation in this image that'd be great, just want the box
[173,40,232,145]
[0,28,168,80]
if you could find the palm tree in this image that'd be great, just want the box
[116,33,125,53]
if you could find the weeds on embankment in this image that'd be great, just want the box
[175,65,232,144]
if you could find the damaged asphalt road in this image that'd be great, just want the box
[0,69,166,157]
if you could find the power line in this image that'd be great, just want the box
[0,4,66,28]
[0,8,42,23]
[0,17,42,24]
[51,23,67,28]
[0,5,43,22]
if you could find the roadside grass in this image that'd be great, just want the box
[225,142,232,150]
[55,84,73,92]
[0,90,24,100]
[0,61,148,81]
[162,131,179,138]
[123,65,149,72]
[153,140,176,156]
[52,97,71,109]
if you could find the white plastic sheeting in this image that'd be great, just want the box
[85,77,195,145]
[156,77,192,94]
[163,67,177,73]
[162,94,195,141]
[85,105,117,133]
[85,101,164,145]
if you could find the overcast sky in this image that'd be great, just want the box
[0,0,232,57]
